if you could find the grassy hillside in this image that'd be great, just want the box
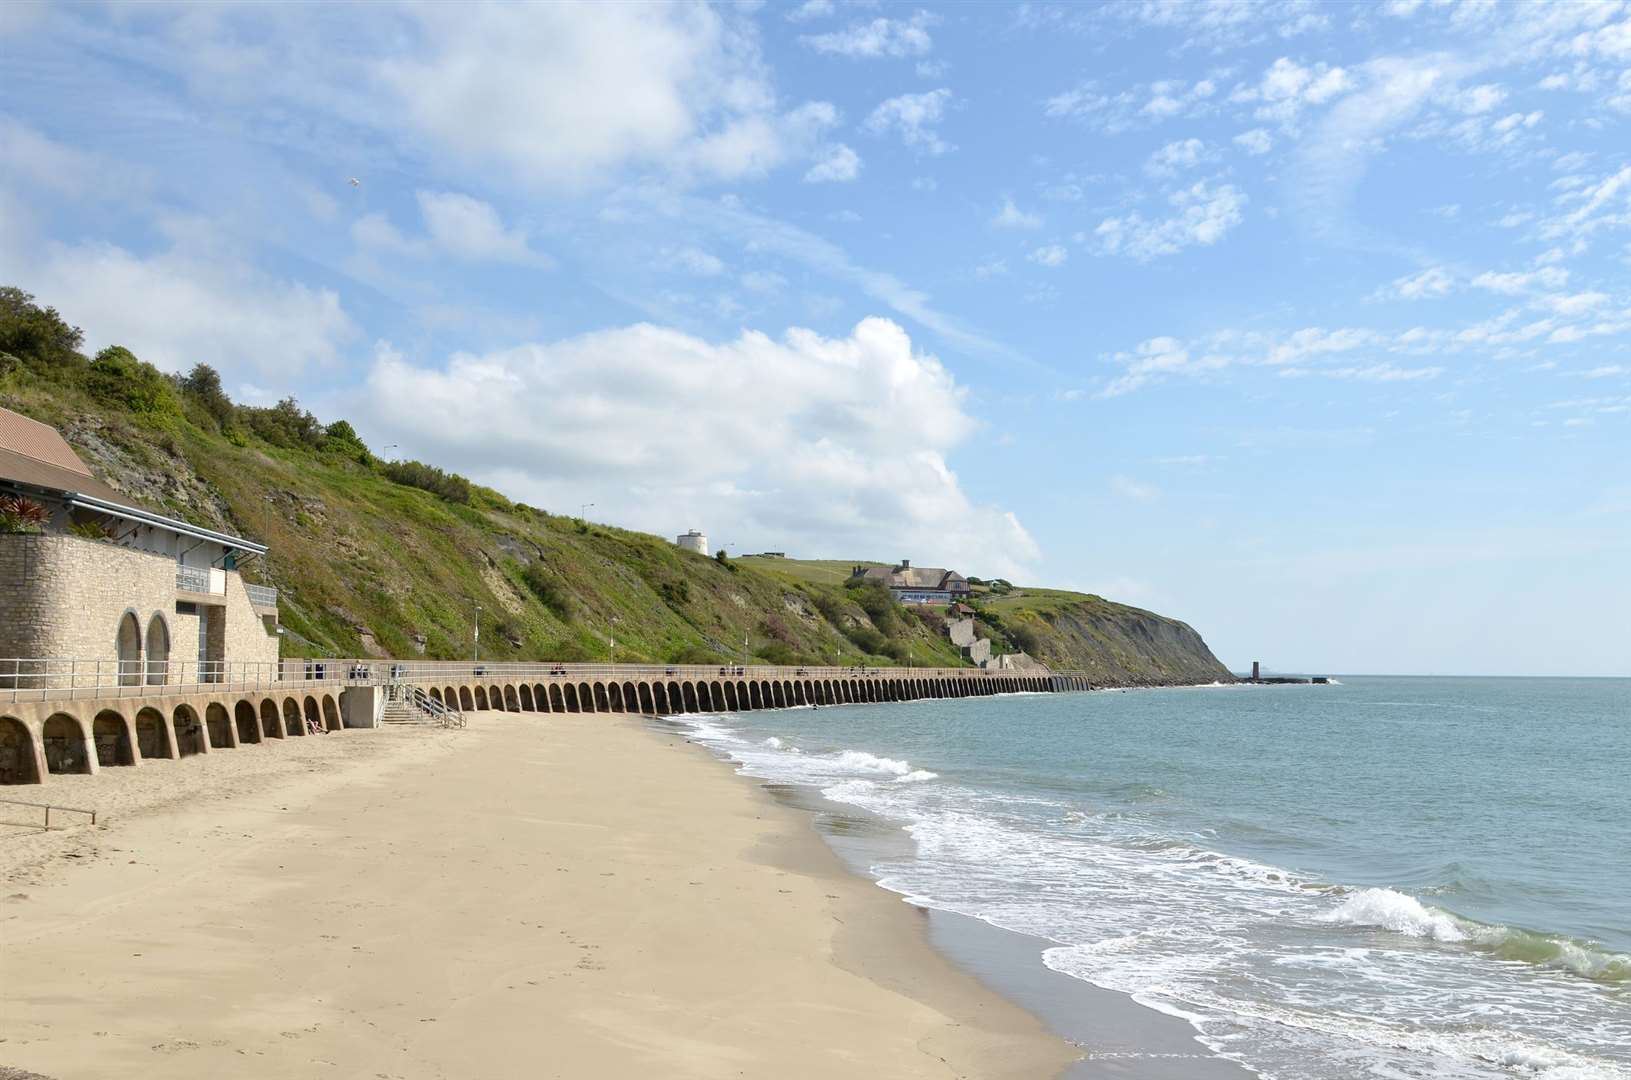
[0,288,1231,684]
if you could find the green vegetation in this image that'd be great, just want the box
[0,287,1230,684]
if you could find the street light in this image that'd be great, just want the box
[581,502,595,521]
[609,615,620,660]
[473,602,481,663]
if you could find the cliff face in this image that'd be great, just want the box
[975,591,1233,686]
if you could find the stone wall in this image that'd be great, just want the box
[0,534,277,687]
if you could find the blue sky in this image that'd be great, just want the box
[3,1,1628,676]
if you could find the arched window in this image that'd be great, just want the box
[116,613,142,686]
[145,615,170,686]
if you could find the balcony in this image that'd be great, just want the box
[246,583,278,608]
[176,565,212,593]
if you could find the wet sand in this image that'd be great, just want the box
[0,711,1077,1079]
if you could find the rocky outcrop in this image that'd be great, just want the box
[988,600,1233,687]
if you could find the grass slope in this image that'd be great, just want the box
[0,288,1231,683]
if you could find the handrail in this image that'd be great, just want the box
[2,656,1086,706]
[0,797,98,828]
[399,682,465,728]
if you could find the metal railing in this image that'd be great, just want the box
[2,656,1080,706]
[245,583,278,607]
[398,683,466,728]
[0,797,98,828]
[175,565,211,592]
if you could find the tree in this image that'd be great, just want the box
[180,363,235,426]
[89,346,180,416]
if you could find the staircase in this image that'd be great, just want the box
[380,683,466,728]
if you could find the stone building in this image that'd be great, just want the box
[674,529,709,554]
[0,407,279,688]
[849,559,972,605]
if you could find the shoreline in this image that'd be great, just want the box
[669,718,1255,1080]
[1,711,1077,1079]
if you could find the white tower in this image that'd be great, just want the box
[675,529,709,554]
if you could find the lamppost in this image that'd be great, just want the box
[609,615,620,661]
[581,502,595,521]
[473,602,480,663]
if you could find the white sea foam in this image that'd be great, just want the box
[672,710,1631,1080]
[1319,888,1470,942]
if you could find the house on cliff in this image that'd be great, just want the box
[0,407,280,688]
[849,559,972,605]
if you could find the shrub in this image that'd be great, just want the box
[382,459,471,504]
[323,419,372,463]
[656,579,690,607]
[521,563,576,621]
[87,346,180,417]
[180,364,235,427]
[0,495,48,535]
[714,548,738,571]
[242,397,325,449]
[811,591,847,628]
[754,641,798,665]
[1009,622,1042,655]
[761,613,795,645]
[844,625,886,655]
[68,518,114,541]
[0,287,84,371]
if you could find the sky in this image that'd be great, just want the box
[2,0,1628,677]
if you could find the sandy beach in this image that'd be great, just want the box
[1,712,1078,1079]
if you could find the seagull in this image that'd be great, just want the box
[348,177,361,187]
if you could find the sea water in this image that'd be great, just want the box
[677,677,1631,1080]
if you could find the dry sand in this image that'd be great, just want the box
[0,712,1079,1079]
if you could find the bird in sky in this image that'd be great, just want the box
[348,177,360,187]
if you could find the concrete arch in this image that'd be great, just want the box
[172,705,207,757]
[0,716,41,784]
[473,686,489,710]
[504,684,521,711]
[589,682,607,712]
[793,681,807,706]
[116,610,143,686]
[489,685,504,711]
[235,700,260,744]
[322,695,342,732]
[205,702,233,748]
[302,696,322,734]
[93,709,135,766]
[534,684,549,712]
[766,683,781,709]
[459,686,475,711]
[550,684,567,711]
[660,682,678,713]
[43,713,92,775]
[606,683,623,712]
[575,682,593,713]
[676,682,694,712]
[145,613,171,686]
[747,682,762,709]
[718,682,735,710]
[517,684,533,711]
[259,699,282,739]
[282,697,303,736]
[638,683,655,713]
[136,707,172,758]
[560,684,579,712]
[429,686,444,705]
[651,683,669,713]
[619,682,635,712]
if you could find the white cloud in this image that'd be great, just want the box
[803,12,935,58]
[1385,266,1455,299]
[373,3,832,188]
[1145,137,1216,177]
[356,317,1040,576]
[0,222,355,380]
[863,89,954,154]
[662,246,726,276]
[1093,181,1247,260]
[1028,244,1068,267]
[1099,336,1227,397]
[1454,83,1507,113]
[1111,475,1159,501]
[804,143,862,183]
[1235,57,1353,126]
[1234,128,1274,155]
[1043,77,1216,133]
[416,190,549,266]
[786,0,834,22]
[1470,267,1570,293]
[992,198,1043,230]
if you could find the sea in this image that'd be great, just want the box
[675,676,1630,1080]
